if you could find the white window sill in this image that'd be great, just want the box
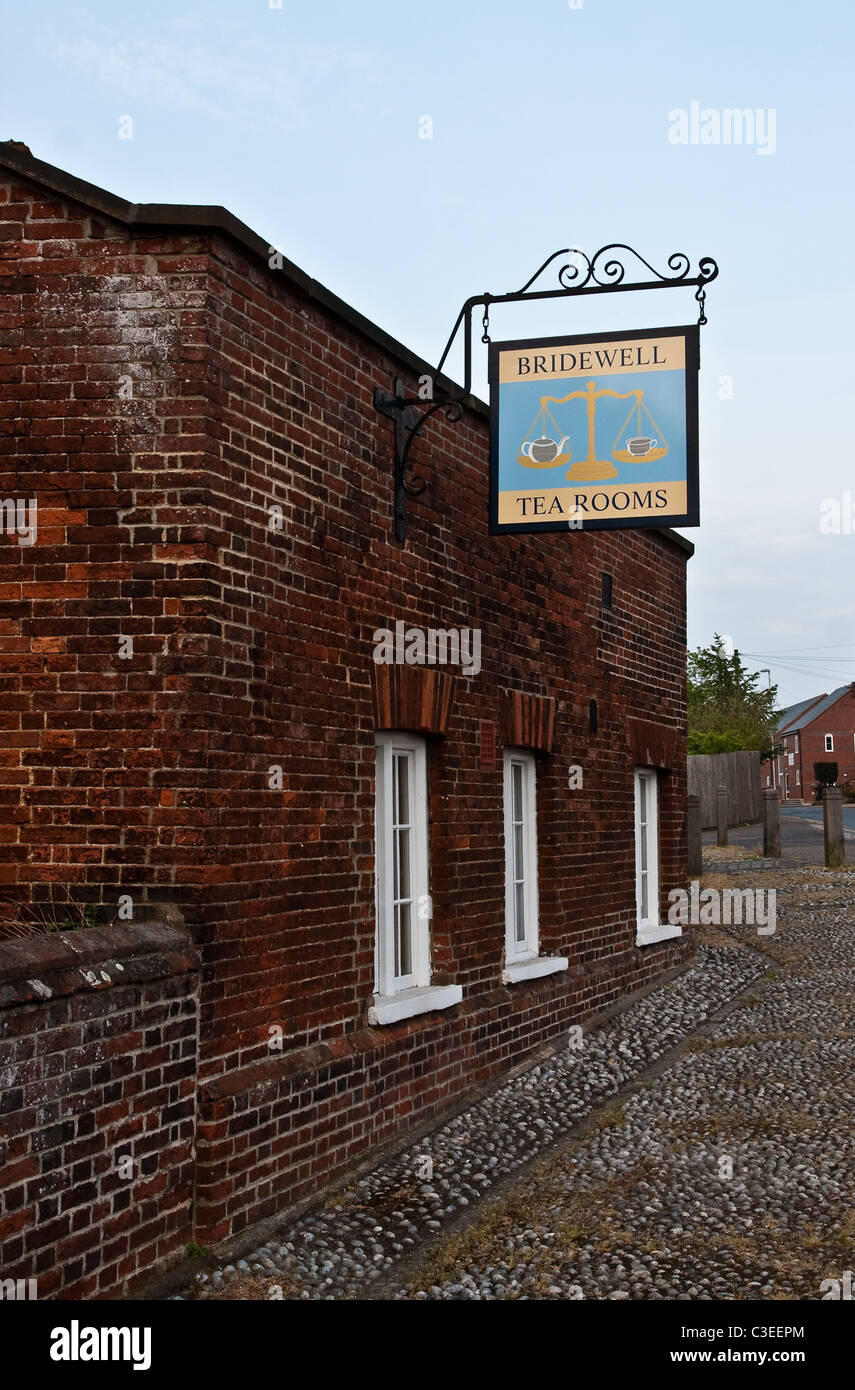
[502,955,569,985]
[369,983,463,1026]
[635,922,683,947]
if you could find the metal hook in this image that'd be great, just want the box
[481,296,491,344]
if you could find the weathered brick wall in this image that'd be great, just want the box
[0,170,215,925]
[0,920,200,1298]
[1,152,693,1258]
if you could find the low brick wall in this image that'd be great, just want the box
[0,920,200,1299]
[195,933,689,1243]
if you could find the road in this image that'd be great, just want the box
[703,803,855,864]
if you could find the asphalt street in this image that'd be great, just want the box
[703,804,855,864]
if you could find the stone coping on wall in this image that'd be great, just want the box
[0,915,201,1010]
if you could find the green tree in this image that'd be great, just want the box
[687,635,781,759]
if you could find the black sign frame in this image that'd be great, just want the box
[488,323,700,536]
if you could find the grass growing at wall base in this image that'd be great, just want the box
[0,886,104,941]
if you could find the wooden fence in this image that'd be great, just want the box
[688,750,762,828]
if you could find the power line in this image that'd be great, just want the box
[741,652,855,679]
[761,662,853,685]
[763,660,853,674]
[743,653,855,665]
[742,643,855,655]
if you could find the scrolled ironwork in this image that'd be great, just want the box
[519,244,718,296]
[400,396,463,495]
[514,249,578,296]
[556,250,593,289]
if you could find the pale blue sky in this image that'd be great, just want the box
[4,0,854,704]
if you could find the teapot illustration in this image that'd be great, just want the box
[520,435,570,465]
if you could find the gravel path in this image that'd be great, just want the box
[177,863,855,1301]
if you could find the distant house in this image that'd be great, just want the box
[767,685,855,802]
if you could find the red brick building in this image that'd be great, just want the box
[768,685,855,803]
[0,144,694,1296]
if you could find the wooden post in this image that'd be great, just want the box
[687,793,702,876]
[823,786,845,868]
[762,786,781,858]
[716,784,728,847]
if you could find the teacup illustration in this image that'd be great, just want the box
[521,435,570,464]
[626,436,657,456]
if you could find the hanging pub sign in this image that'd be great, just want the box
[489,324,699,534]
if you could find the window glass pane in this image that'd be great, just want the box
[514,882,526,942]
[395,901,412,978]
[513,823,525,881]
[393,826,400,899]
[395,753,409,825]
[638,775,647,822]
[392,752,400,823]
[640,871,648,921]
[396,826,410,901]
[640,828,648,873]
[512,762,523,822]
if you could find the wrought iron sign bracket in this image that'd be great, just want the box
[374,245,718,542]
[374,379,465,543]
[373,379,424,543]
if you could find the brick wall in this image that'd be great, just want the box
[0,919,200,1298]
[0,170,214,924]
[1,150,694,1265]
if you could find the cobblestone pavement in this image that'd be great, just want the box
[176,861,855,1301]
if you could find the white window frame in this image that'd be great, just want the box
[502,749,567,984]
[371,733,461,1025]
[634,767,679,946]
[825,734,834,752]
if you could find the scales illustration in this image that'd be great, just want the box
[517,379,669,481]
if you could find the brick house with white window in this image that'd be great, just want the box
[767,685,855,803]
[0,143,695,1297]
